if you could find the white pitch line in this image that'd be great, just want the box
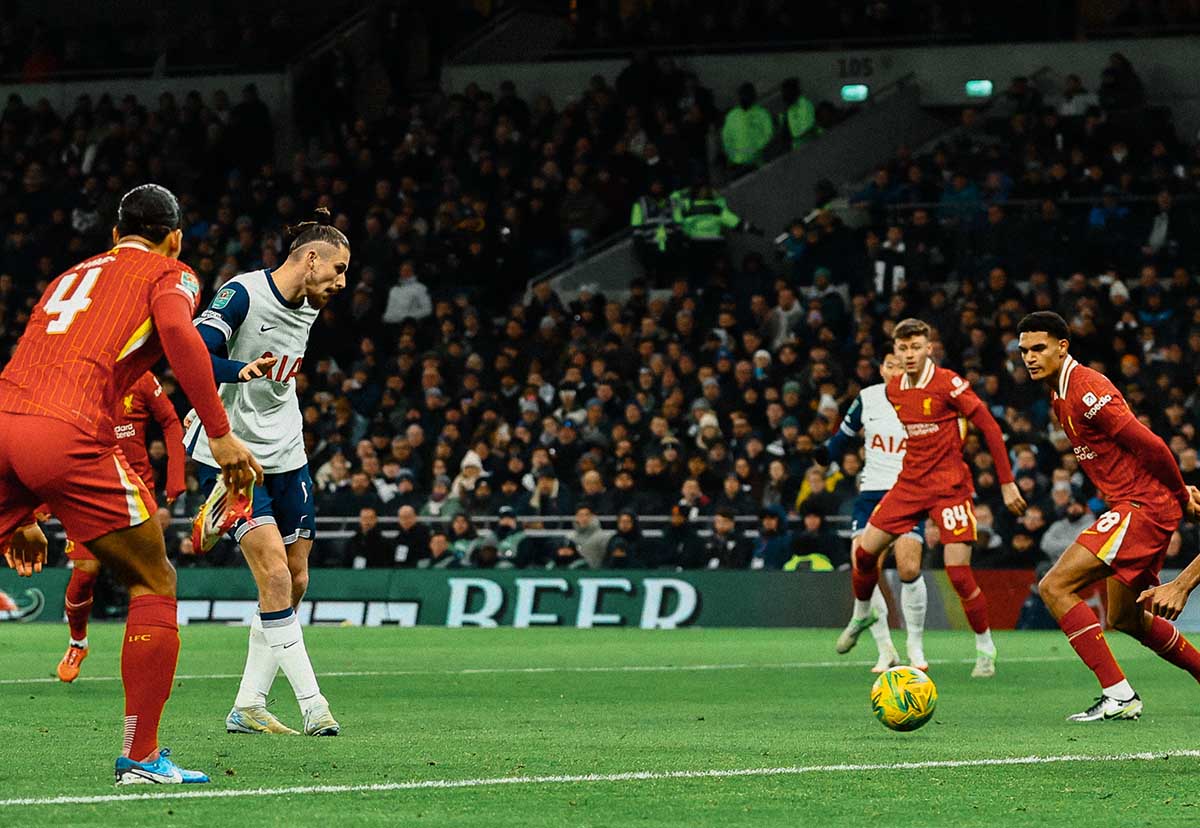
[2,750,1198,808]
[0,654,1088,686]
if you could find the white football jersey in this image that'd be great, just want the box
[184,269,316,474]
[856,383,908,491]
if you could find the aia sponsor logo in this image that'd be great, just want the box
[1081,391,1112,420]
[868,434,907,454]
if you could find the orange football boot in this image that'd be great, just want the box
[57,644,88,683]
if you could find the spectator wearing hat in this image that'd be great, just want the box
[450,449,486,502]
[520,465,574,521]
[753,505,794,570]
[467,530,508,569]
[547,538,589,570]
[420,474,464,519]
[392,504,432,568]
[553,384,586,425]
[494,506,531,566]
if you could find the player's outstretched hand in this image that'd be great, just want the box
[238,355,278,382]
[1000,481,1027,516]
[1138,580,1191,621]
[208,432,265,489]
[4,522,47,577]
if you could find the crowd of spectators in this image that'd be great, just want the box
[0,48,1197,575]
[560,0,1081,49]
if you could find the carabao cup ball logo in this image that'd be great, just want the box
[870,666,938,731]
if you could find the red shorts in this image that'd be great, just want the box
[1074,501,1177,594]
[870,481,978,543]
[0,413,155,549]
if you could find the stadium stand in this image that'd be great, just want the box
[0,28,1197,580]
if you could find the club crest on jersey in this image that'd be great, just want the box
[179,271,200,298]
[123,393,135,414]
[211,287,235,309]
[922,397,932,416]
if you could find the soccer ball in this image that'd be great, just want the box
[870,666,938,732]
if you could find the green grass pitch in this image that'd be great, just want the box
[3,625,1200,826]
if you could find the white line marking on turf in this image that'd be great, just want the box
[2,750,1198,807]
[0,654,1088,686]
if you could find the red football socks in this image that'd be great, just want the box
[946,565,990,634]
[852,546,879,601]
[1136,615,1200,683]
[1059,601,1126,687]
[64,567,97,642]
[120,594,180,761]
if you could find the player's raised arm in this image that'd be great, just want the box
[194,282,278,383]
[149,278,262,488]
[947,372,1025,515]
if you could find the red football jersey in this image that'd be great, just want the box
[1050,355,1181,518]
[0,244,201,444]
[114,371,184,491]
[886,360,981,490]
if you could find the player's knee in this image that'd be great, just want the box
[854,545,878,572]
[1108,609,1144,637]
[144,558,176,597]
[897,558,921,581]
[1036,573,1057,604]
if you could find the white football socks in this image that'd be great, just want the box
[868,586,894,649]
[852,598,873,620]
[901,577,928,658]
[259,608,323,714]
[234,612,279,709]
[975,629,996,655]
[1103,679,1135,701]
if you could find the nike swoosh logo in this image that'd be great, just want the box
[953,528,968,535]
[283,641,298,649]
[260,324,276,332]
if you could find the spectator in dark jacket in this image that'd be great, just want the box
[348,507,392,567]
[418,531,461,569]
[691,507,752,569]
[329,471,384,516]
[753,504,793,569]
[784,510,841,570]
[392,505,432,568]
[605,510,660,568]
[660,504,705,567]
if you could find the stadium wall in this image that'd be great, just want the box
[444,36,1200,133]
[8,569,1197,631]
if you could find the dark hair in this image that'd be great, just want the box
[1017,311,1070,341]
[893,318,931,340]
[116,183,181,243]
[285,207,349,253]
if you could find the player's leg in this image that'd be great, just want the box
[1038,544,1140,720]
[943,541,996,676]
[283,534,337,734]
[838,523,898,654]
[86,521,207,779]
[58,542,99,682]
[893,533,927,670]
[1107,573,1200,684]
[239,523,335,733]
[841,493,899,666]
[13,418,206,782]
